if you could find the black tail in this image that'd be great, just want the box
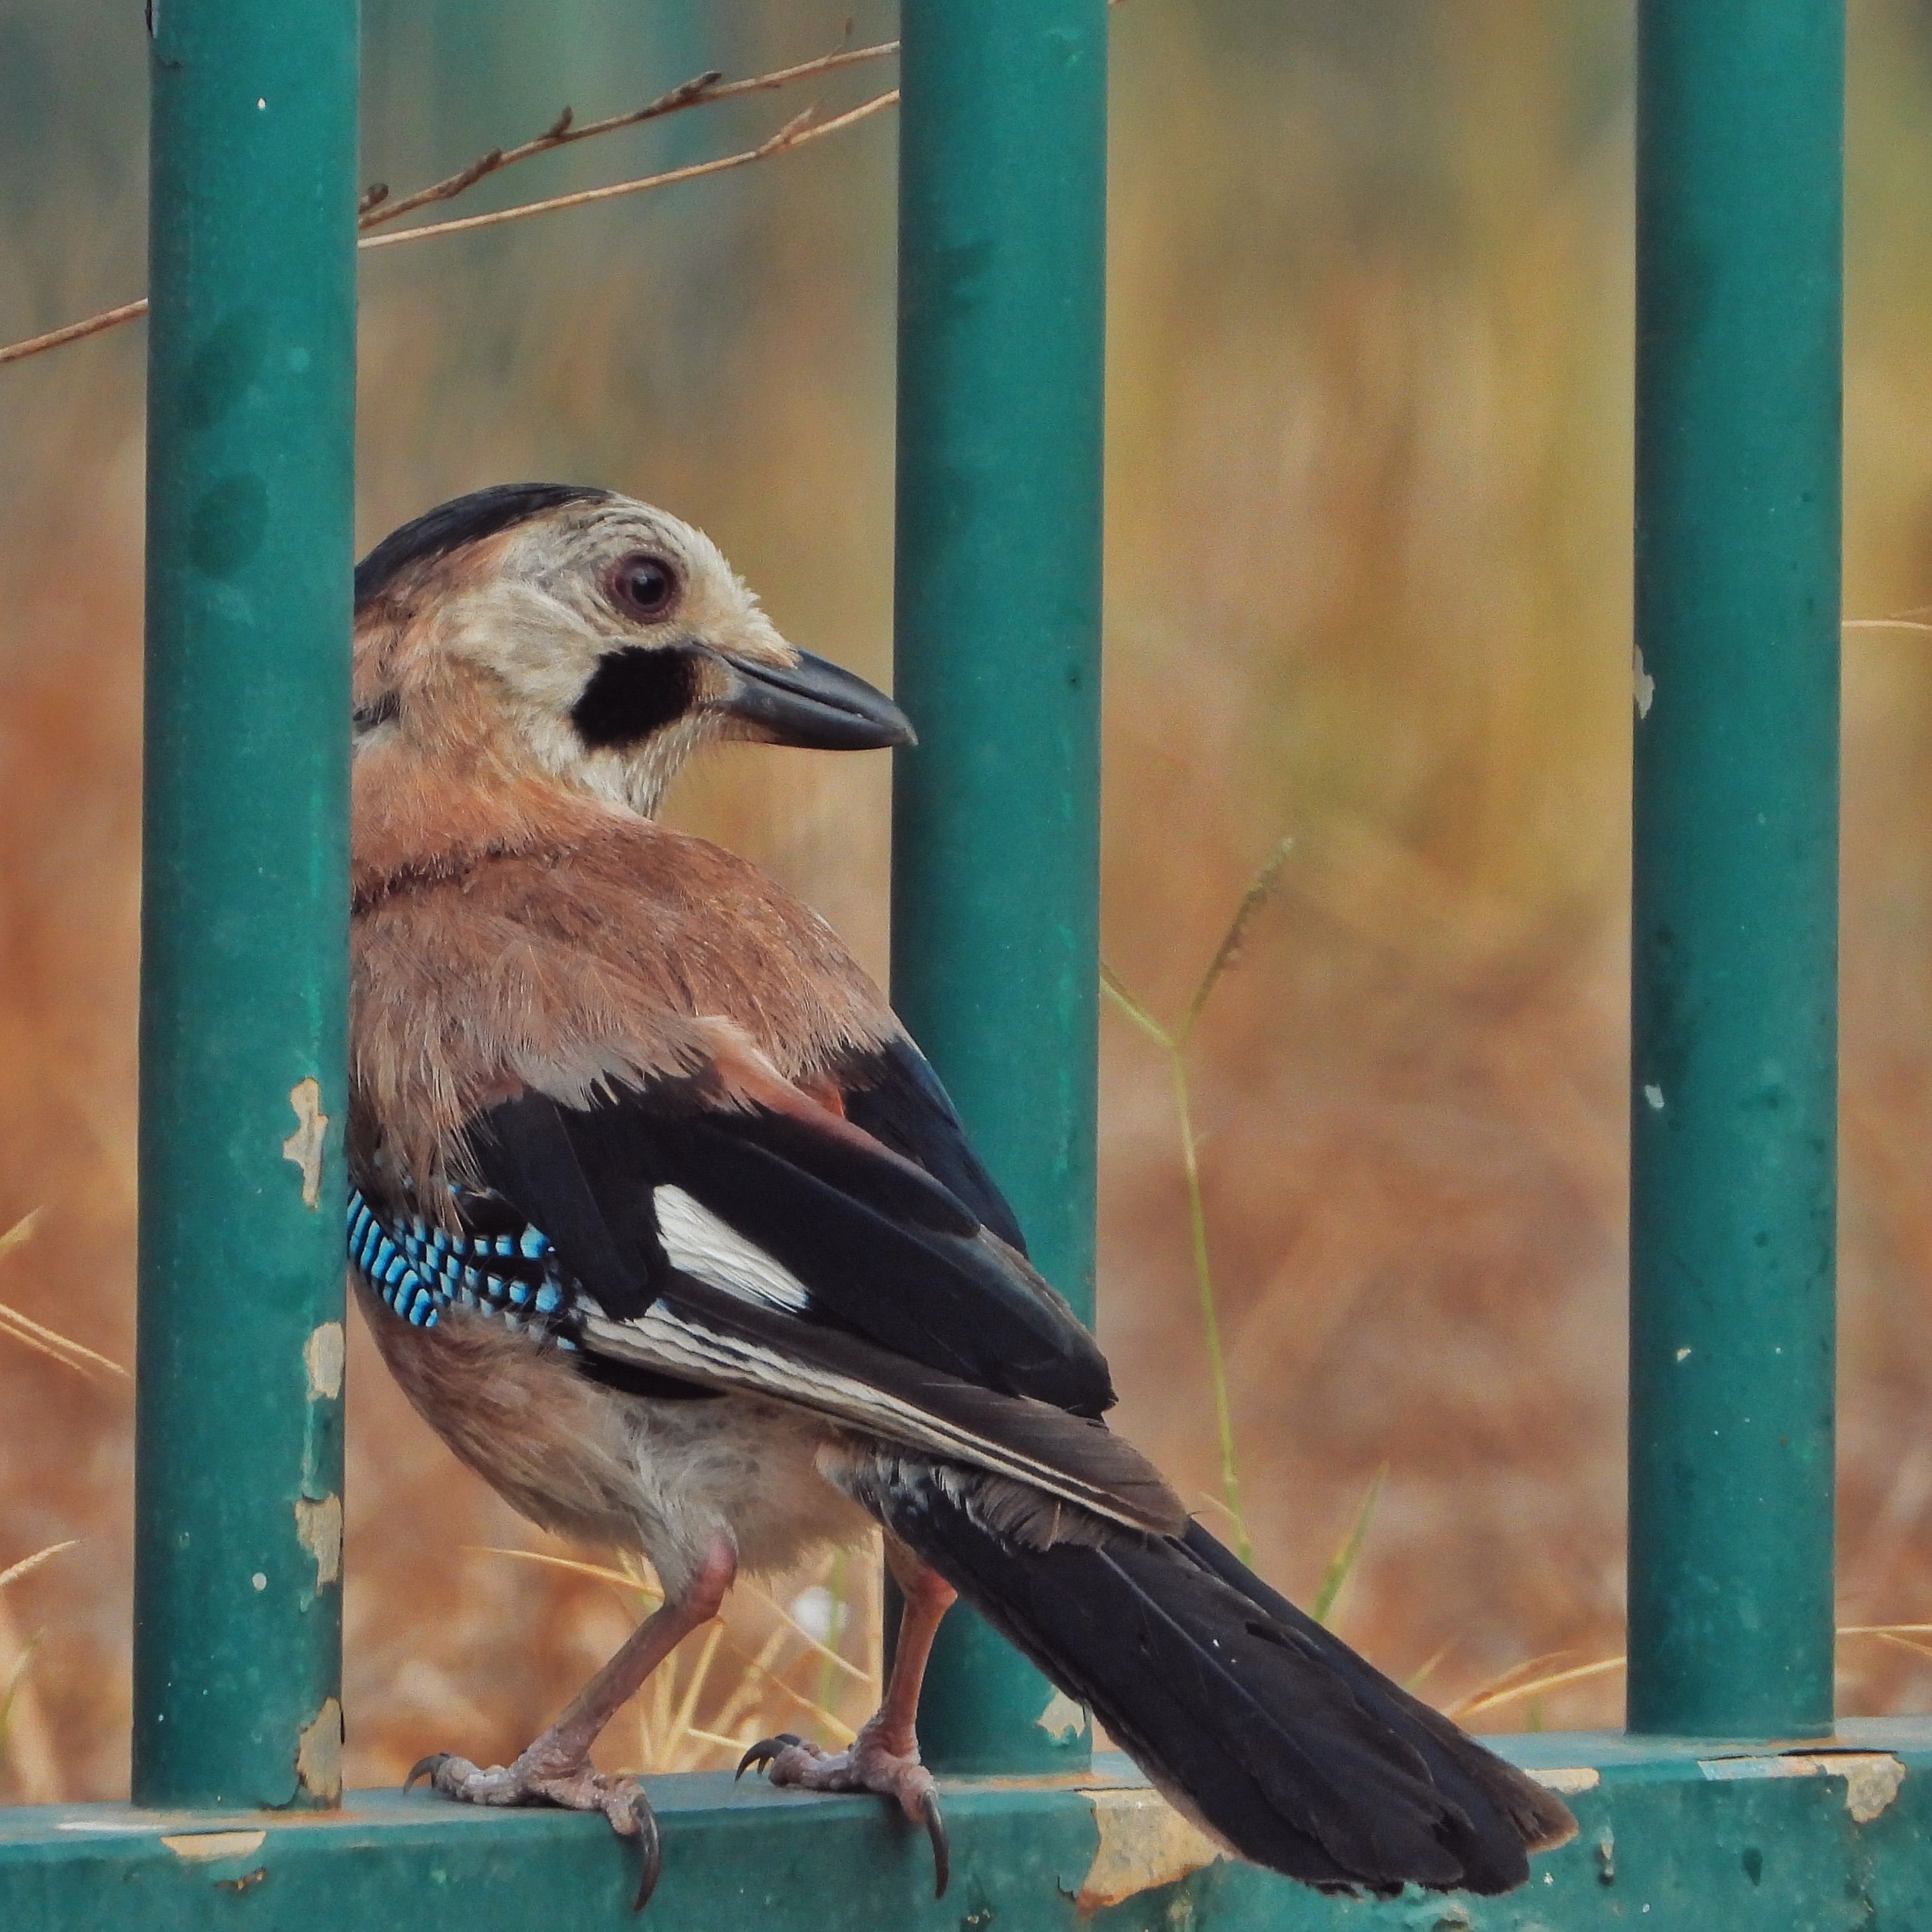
[853,1456,1576,1897]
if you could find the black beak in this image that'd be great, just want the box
[710,647,916,751]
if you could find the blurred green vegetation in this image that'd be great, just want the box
[3,0,1932,1799]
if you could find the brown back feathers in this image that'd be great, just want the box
[352,806,895,1206]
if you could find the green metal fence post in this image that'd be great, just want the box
[892,0,1108,1773]
[1628,0,1842,1739]
[133,0,358,1808]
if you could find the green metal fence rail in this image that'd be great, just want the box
[8,0,1931,1926]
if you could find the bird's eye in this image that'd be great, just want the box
[611,553,680,620]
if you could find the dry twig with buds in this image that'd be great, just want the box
[0,38,899,369]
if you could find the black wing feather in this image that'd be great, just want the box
[653,1118,1107,1411]
[472,1091,660,1318]
[475,1083,1114,1418]
[840,1039,1029,1253]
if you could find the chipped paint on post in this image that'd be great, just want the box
[282,1077,330,1209]
[1826,1752,1907,1822]
[1037,1689,1086,1743]
[295,1697,344,1803]
[1697,1749,1906,1823]
[304,1320,345,1400]
[294,1494,343,1590]
[1076,1784,1223,1912]
[159,1830,266,1862]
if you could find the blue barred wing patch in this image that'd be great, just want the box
[347,1186,585,1343]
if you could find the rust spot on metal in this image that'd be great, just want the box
[216,1867,268,1892]
[282,1077,328,1209]
[304,1321,345,1400]
[1077,1785,1223,1913]
[296,1696,344,1803]
[294,1493,342,1588]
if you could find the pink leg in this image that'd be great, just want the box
[868,1541,958,1755]
[739,1539,959,1896]
[409,1539,736,1910]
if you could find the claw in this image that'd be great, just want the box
[404,1752,450,1792]
[630,1789,663,1913]
[736,1732,803,1780]
[920,1786,950,1898]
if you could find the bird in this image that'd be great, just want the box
[347,481,1577,1911]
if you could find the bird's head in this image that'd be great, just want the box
[352,483,912,834]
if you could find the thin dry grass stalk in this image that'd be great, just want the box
[1310,1465,1385,1629]
[1449,1654,1624,1721]
[0,1633,47,1778]
[1448,1621,1932,1722]
[0,1540,78,1799]
[1101,834,1293,1562]
[1179,836,1297,1047]
[811,1549,854,1717]
[0,1214,127,1386]
[1402,1641,1457,1695]
[0,1542,80,1597]
[1872,1632,1932,1665]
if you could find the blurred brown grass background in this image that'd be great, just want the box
[5,0,1932,1801]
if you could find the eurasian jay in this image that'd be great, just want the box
[348,482,1575,1909]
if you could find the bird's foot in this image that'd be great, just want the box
[737,1720,948,1896]
[407,1750,662,1910]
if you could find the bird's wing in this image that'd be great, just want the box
[834,1036,1030,1253]
[355,1017,1182,1537]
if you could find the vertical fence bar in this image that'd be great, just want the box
[133,0,358,1807]
[1627,1,1842,1738]
[892,0,1108,1773]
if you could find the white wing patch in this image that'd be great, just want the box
[653,1184,813,1313]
